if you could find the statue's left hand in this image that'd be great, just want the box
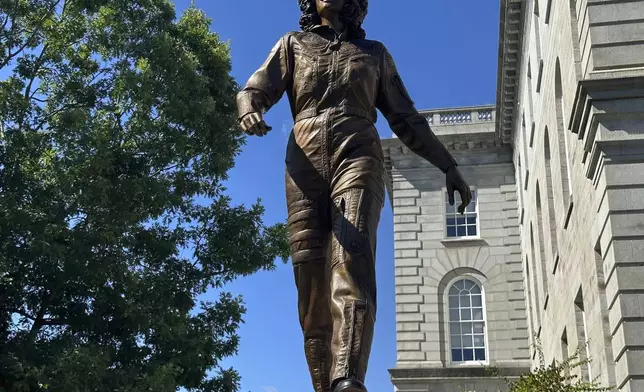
[446,165,472,214]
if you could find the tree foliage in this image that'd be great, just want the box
[488,337,613,392]
[0,0,290,390]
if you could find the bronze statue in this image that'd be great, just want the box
[236,0,471,391]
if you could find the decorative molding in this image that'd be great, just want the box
[440,238,489,248]
[569,76,644,182]
[440,111,472,124]
[478,109,493,121]
[382,134,506,157]
[586,139,644,184]
[418,105,496,129]
[389,366,530,380]
[495,0,525,144]
[383,149,394,209]
[570,76,644,140]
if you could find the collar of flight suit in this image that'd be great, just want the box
[311,24,349,42]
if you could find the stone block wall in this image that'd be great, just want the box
[512,0,644,390]
[575,0,644,78]
[383,135,531,391]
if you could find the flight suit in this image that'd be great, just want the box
[236,25,457,391]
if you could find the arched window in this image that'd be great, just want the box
[522,113,529,160]
[568,0,583,79]
[533,0,544,92]
[555,58,572,210]
[535,183,550,302]
[526,61,536,149]
[534,0,542,61]
[543,128,559,261]
[529,223,542,325]
[545,0,553,24]
[448,278,487,363]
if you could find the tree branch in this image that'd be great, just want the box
[0,13,10,31]
[24,42,49,101]
[8,308,36,321]
[10,308,67,326]
[26,289,59,344]
[33,101,83,131]
[1,31,40,69]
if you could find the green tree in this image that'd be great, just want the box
[488,337,613,392]
[0,1,289,391]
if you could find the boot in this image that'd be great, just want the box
[329,189,380,384]
[332,378,367,392]
[305,338,332,392]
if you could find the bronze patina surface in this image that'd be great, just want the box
[236,1,471,390]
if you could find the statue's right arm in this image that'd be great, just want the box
[236,35,292,135]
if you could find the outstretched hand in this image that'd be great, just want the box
[446,165,472,214]
[240,112,272,136]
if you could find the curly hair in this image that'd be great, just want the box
[298,0,368,40]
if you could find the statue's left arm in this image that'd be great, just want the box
[375,46,457,174]
[375,45,471,212]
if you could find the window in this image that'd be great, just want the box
[445,189,478,238]
[574,289,591,382]
[543,129,560,257]
[527,60,535,137]
[448,278,487,363]
[529,224,542,325]
[555,58,572,209]
[561,329,570,385]
[533,0,544,93]
[535,182,551,299]
[545,0,552,23]
[533,0,543,62]
[568,0,583,79]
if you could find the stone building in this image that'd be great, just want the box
[383,107,531,391]
[384,0,644,391]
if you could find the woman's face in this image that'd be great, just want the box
[316,0,345,19]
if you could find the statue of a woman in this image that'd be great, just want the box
[236,1,471,391]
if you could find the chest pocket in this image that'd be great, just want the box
[348,53,379,85]
[294,52,318,95]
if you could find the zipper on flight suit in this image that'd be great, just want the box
[324,37,340,181]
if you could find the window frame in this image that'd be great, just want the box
[442,186,480,240]
[445,275,490,366]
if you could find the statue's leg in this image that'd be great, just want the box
[328,186,384,387]
[286,163,333,392]
[325,118,385,390]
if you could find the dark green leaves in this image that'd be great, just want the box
[0,1,289,391]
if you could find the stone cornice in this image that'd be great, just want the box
[382,133,506,161]
[570,75,644,140]
[389,366,530,381]
[381,135,510,207]
[495,0,525,144]
[569,75,644,181]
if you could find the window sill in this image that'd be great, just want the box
[441,237,488,247]
[449,361,489,368]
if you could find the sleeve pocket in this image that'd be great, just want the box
[393,74,414,105]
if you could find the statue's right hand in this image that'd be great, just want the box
[240,112,272,137]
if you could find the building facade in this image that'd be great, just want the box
[385,0,644,391]
[383,107,531,391]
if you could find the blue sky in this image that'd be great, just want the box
[172,1,501,391]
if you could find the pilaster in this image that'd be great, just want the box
[572,75,644,391]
